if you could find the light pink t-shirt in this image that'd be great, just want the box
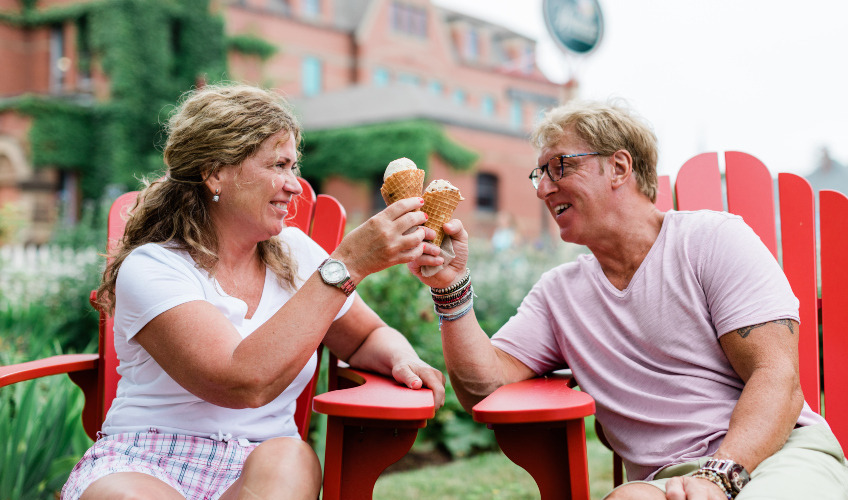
[491,210,825,480]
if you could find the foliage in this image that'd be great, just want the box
[356,238,586,457]
[0,0,227,199]
[0,304,94,500]
[373,426,614,500]
[228,33,278,61]
[300,120,479,183]
[7,95,95,167]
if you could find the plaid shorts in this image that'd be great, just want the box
[61,430,259,500]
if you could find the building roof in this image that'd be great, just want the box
[333,0,371,31]
[805,149,848,195]
[290,83,527,137]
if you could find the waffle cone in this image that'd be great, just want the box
[381,169,426,206]
[422,189,463,246]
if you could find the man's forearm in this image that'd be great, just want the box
[714,368,804,472]
[440,310,512,412]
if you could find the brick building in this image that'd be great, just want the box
[0,0,573,244]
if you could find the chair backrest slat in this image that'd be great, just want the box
[819,190,848,446]
[725,152,777,258]
[655,175,673,212]
[675,152,723,211]
[777,173,820,413]
[290,178,317,234]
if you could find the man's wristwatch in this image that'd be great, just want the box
[318,258,356,296]
[700,459,750,498]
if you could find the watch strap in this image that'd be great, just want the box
[318,258,356,297]
[337,276,356,296]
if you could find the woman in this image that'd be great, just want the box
[62,84,445,500]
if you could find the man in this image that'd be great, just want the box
[410,101,848,499]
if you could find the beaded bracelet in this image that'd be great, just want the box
[432,285,473,307]
[434,287,474,311]
[691,470,732,500]
[435,296,474,324]
[431,268,471,295]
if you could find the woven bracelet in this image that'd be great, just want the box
[436,297,474,324]
[431,281,472,301]
[434,287,474,310]
[432,285,473,306]
[431,269,470,295]
[691,470,731,500]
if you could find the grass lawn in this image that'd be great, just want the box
[373,427,615,499]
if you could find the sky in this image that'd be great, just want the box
[432,0,848,180]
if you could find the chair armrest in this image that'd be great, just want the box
[312,366,435,421]
[472,372,595,424]
[0,354,99,387]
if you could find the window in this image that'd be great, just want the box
[49,25,67,93]
[373,67,390,87]
[302,0,320,17]
[428,80,443,95]
[465,27,479,60]
[390,1,428,38]
[268,0,291,15]
[76,16,92,89]
[481,95,495,116]
[510,100,523,129]
[452,89,466,105]
[301,56,322,96]
[476,173,498,212]
[398,73,420,86]
[522,46,534,74]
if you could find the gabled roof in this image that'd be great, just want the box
[333,0,372,31]
[290,83,525,137]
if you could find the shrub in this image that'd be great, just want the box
[356,237,586,457]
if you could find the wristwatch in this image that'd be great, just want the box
[318,258,356,296]
[700,459,750,498]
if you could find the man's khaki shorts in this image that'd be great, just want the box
[604,424,848,500]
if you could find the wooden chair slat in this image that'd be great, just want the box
[655,175,673,212]
[725,151,777,258]
[819,189,848,446]
[675,152,723,211]
[778,173,820,413]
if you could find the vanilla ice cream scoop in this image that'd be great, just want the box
[422,179,464,246]
[424,179,459,193]
[384,157,418,182]
[381,157,425,206]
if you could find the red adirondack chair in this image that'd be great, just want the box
[0,177,435,500]
[472,151,848,499]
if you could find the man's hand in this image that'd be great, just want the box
[391,358,447,408]
[665,475,728,500]
[408,219,469,289]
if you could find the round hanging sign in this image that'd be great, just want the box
[543,0,604,55]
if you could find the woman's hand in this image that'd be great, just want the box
[408,219,469,290]
[333,197,439,282]
[391,358,447,408]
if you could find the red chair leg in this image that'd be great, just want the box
[491,419,590,500]
[322,416,426,500]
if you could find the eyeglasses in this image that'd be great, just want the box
[529,152,601,189]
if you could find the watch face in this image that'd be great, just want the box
[321,260,346,284]
[729,467,749,490]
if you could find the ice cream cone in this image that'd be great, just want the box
[422,184,463,247]
[381,168,426,206]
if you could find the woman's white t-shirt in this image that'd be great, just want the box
[101,227,354,442]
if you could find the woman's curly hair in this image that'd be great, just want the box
[96,84,303,314]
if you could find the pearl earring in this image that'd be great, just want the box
[212,188,220,203]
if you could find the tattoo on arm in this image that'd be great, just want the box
[737,319,796,338]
